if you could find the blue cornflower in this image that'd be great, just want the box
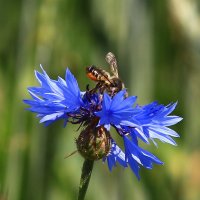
[24,65,182,180]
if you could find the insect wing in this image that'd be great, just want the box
[105,52,119,78]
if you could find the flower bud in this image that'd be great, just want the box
[76,125,112,160]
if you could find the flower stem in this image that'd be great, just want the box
[78,159,94,200]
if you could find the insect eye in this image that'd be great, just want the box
[86,65,96,73]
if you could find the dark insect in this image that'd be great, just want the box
[86,52,126,97]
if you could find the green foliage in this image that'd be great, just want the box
[0,0,200,199]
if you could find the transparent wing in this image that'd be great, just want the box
[105,52,119,78]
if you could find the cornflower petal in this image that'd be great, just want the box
[103,140,127,171]
[132,102,182,145]
[24,66,83,125]
[95,90,137,130]
[123,135,163,180]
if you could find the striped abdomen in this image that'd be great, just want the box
[86,65,110,82]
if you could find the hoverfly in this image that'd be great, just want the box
[86,52,126,97]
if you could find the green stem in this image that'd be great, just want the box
[78,159,94,200]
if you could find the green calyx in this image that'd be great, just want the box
[76,124,112,160]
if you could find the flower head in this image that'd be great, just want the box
[24,61,182,180]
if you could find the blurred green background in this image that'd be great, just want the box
[0,0,200,199]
